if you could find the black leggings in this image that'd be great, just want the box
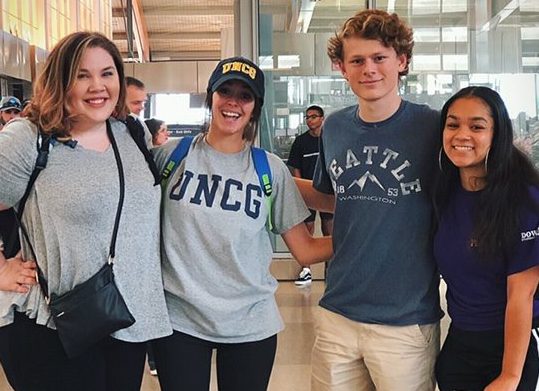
[153,330,277,391]
[436,321,539,391]
[0,312,146,391]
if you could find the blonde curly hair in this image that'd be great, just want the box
[327,9,414,77]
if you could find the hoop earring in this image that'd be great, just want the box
[438,147,444,173]
[484,149,490,175]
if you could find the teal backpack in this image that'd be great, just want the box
[161,136,274,230]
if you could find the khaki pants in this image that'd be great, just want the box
[311,307,440,391]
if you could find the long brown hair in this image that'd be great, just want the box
[26,32,127,137]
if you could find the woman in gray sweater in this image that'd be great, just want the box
[0,32,171,391]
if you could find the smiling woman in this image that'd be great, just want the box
[0,32,171,391]
[67,47,120,133]
[442,96,494,190]
[150,57,333,391]
[434,86,539,391]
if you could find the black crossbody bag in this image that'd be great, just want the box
[17,121,135,358]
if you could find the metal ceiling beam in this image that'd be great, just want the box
[112,7,126,18]
[142,6,233,16]
[122,50,221,61]
[114,32,221,40]
[132,0,150,62]
[478,0,521,32]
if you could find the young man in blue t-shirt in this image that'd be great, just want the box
[288,105,333,285]
[295,9,443,390]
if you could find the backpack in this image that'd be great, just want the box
[124,115,161,185]
[161,136,274,230]
[0,209,19,258]
[0,118,159,259]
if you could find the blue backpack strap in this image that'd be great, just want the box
[161,136,195,185]
[251,146,273,231]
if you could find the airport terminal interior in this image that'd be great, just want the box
[0,0,537,390]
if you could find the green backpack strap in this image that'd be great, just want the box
[251,146,273,231]
[161,136,195,186]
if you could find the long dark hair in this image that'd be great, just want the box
[434,86,539,260]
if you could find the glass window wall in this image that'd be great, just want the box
[258,0,539,252]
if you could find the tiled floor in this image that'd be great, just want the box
[0,280,449,391]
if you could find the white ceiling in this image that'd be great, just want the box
[111,0,361,62]
[112,0,235,61]
[111,0,539,63]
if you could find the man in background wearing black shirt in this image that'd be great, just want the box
[288,105,333,285]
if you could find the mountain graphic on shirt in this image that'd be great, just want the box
[347,171,385,192]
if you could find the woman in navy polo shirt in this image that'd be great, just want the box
[434,86,539,391]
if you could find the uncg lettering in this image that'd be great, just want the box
[222,61,257,80]
[169,170,262,219]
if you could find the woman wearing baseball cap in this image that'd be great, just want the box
[151,57,333,390]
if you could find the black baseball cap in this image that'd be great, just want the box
[207,57,265,103]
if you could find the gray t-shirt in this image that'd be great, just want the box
[154,135,310,343]
[314,101,443,326]
[0,118,172,342]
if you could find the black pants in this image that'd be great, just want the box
[153,330,277,391]
[436,321,539,391]
[0,312,146,391]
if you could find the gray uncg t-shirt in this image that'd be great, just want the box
[153,135,310,343]
[313,100,443,326]
[0,118,172,342]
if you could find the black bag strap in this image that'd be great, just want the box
[15,132,51,294]
[108,120,125,260]
[124,115,161,185]
[18,132,51,216]
[17,120,125,299]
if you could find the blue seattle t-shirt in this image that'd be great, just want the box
[434,185,539,331]
[314,100,443,326]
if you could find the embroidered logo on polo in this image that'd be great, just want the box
[330,146,422,205]
[168,170,263,219]
[521,226,539,242]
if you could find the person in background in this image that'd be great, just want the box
[125,76,147,117]
[0,97,21,131]
[21,99,31,112]
[151,56,333,391]
[142,117,168,378]
[125,76,153,147]
[294,9,442,390]
[0,31,171,391]
[434,86,539,391]
[145,118,170,146]
[288,105,333,285]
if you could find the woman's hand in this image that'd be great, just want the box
[489,265,539,391]
[0,252,37,293]
[484,374,520,391]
